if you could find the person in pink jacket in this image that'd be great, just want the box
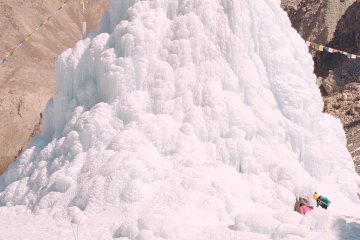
[299,203,313,215]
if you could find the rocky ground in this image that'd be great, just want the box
[0,0,109,174]
[320,56,360,173]
[282,0,360,173]
[323,81,360,172]
[281,0,356,43]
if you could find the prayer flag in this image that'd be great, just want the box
[43,19,49,25]
[0,0,69,64]
[325,47,334,53]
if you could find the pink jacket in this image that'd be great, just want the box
[300,205,313,215]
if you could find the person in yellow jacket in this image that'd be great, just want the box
[313,192,331,210]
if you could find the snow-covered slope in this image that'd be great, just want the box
[1,0,360,239]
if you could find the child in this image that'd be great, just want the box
[313,192,331,209]
[299,203,313,215]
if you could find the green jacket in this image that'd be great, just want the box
[316,196,330,207]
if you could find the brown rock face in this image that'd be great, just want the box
[282,0,360,173]
[336,1,360,35]
[0,0,109,174]
[282,0,356,43]
[315,1,360,80]
[323,86,360,173]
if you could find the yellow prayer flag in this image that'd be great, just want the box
[0,0,69,64]
[319,45,324,51]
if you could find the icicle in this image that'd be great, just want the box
[80,0,87,39]
[82,21,87,39]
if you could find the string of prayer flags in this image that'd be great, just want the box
[1,0,72,64]
[306,40,360,59]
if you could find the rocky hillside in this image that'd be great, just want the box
[319,1,360,173]
[281,0,356,43]
[282,0,360,173]
[0,0,109,174]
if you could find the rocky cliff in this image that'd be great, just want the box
[281,0,356,43]
[0,0,109,174]
[282,0,360,172]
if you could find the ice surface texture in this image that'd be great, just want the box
[0,0,359,239]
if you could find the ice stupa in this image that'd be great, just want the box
[0,0,360,239]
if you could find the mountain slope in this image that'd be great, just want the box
[0,0,109,174]
[281,0,360,173]
[281,0,356,43]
